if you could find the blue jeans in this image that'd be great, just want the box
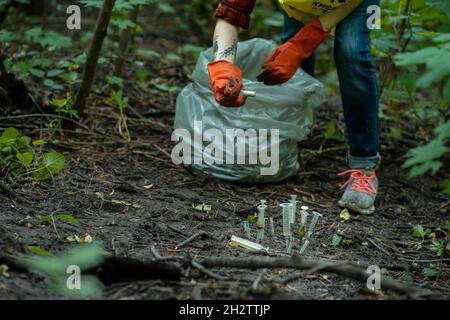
[281,0,381,169]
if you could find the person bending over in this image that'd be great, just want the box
[208,0,380,215]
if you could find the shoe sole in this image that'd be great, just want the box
[338,200,375,215]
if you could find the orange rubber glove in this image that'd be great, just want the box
[257,19,330,85]
[208,60,246,108]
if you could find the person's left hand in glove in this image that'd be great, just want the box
[257,18,330,85]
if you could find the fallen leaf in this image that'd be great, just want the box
[111,199,131,206]
[340,208,350,221]
[0,264,9,277]
[192,203,212,212]
[143,184,154,189]
[331,234,342,246]
[74,234,93,243]
[27,246,51,256]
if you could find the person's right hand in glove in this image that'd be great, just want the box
[208,60,246,108]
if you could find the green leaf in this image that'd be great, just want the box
[32,139,47,146]
[331,234,342,246]
[431,239,444,257]
[157,2,175,13]
[30,68,45,78]
[0,127,19,147]
[403,139,448,177]
[66,235,77,242]
[50,98,68,108]
[106,75,124,88]
[423,264,438,278]
[43,79,63,90]
[192,203,212,213]
[325,121,335,137]
[16,152,33,165]
[16,135,31,148]
[23,243,104,275]
[40,215,53,225]
[47,69,64,78]
[1,127,19,139]
[26,27,71,49]
[52,274,103,298]
[443,77,450,103]
[56,214,81,226]
[411,224,430,239]
[27,246,51,256]
[246,213,257,224]
[443,220,450,231]
[34,152,65,180]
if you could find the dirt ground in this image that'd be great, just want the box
[0,4,449,300]
[1,91,449,299]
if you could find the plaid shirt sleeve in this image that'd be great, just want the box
[214,0,257,29]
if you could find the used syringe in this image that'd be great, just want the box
[289,194,297,225]
[280,203,293,253]
[241,90,256,97]
[298,206,309,242]
[256,204,267,244]
[300,211,322,254]
[306,211,322,240]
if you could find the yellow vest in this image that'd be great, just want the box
[278,0,352,24]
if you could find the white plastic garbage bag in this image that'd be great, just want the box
[173,38,325,183]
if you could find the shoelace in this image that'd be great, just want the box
[338,169,377,195]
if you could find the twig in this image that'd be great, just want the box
[50,212,61,239]
[367,238,391,256]
[191,260,228,281]
[150,245,162,259]
[175,231,223,249]
[0,179,15,198]
[251,268,267,292]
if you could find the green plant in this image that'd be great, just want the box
[108,90,131,141]
[323,121,345,142]
[0,127,65,180]
[423,264,439,278]
[331,234,353,246]
[22,243,104,298]
[411,224,431,240]
[40,213,81,226]
[402,120,450,194]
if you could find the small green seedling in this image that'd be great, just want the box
[192,203,212,213]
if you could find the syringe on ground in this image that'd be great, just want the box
[256,203,266,244]
[299,211,322,254]
[280,203,293,253]
[298,206,309,243]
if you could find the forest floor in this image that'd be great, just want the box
[0,6,449,300]
[1,91,449,299]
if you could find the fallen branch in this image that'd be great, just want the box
[197,255,449,299]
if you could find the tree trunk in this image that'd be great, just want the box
[113,5,140,79]
[73,0,116,116]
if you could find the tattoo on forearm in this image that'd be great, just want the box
[213,38,237,60]
[219,41,237,59]
[213,37,219,59]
